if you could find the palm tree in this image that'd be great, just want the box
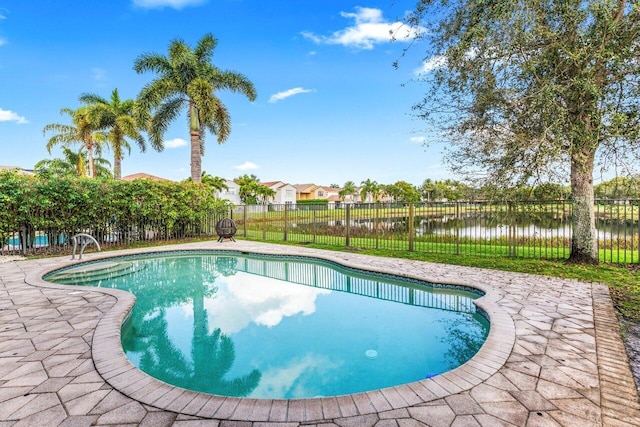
[35,147,112,178]
[235,174,276,205]
[255,184,276,205]
[79,89,148,180]
[134,33,257,183]
[201,172,229,193]
[360,179,380,203]
[339,181,357,203]
[43,106,107,178]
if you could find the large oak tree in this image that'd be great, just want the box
[403,0,640,263]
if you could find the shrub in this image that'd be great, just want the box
[0,171,229,246]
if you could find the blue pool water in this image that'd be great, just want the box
[45,251,489,399]
[8,235,50,246]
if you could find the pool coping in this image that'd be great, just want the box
[11,240,640,425]
[26,245,514,423]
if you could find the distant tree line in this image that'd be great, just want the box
[227,175,640,205]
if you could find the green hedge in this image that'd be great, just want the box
[297,199,329,205]
[0,170,229,241]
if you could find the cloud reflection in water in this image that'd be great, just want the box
[202,272,332,334]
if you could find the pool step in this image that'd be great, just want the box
[48,261,140,285]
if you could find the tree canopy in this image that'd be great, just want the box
[402,0,640,263]
[339,181,358,202]
[43,106,108,178]
[234,174,275,205]
[79,89,147,180]
[35,147,112,179]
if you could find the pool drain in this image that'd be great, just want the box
[365,349,378,359]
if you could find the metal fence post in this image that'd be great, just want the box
[455,202,460,255]
[408,203,415,252]
[262,205,267,240]
[375,203,379,249]
[243,205,247,237]
[508,202,515,257]
[346,204,351,247]
[284,204,288,241]
[313,209,317,243]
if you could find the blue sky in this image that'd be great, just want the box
[0,0,447,186]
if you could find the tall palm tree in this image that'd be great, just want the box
[43,106,107,178]
[79,89,148,180]
[134,33,257,183]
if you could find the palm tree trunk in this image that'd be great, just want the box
[190,130,202,182]
[114,155,122,180]
[86,139,96,178]
[189,102,202,183]
[113,130,123,180]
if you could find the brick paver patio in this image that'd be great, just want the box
[1,240,639,426]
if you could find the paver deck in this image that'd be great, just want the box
[1,240,639,426]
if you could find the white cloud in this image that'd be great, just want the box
[234,161,259,171]
[0,8,8,19]
[132,0,205,9]
[0,108,28,124]
[416,48,480,75]
[415,55,446,75]
[269,87,315,103]
[164,137,187,148]
[302,7,424,50]
[410,136,426,144]
[0,38,7,47]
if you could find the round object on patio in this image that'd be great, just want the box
[215,218,237,241]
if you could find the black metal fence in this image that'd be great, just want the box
[0,211,225,257]
[2,200,638,264]
[229,200,639,264]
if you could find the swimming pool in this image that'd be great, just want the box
[46,251,489,399]
[7,234,50,247]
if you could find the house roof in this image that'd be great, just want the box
[121,173,171,182]
[294,183,318,193]
[262,181,289,190]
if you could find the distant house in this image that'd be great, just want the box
[121,173,171,182]
[216,180,241,205]
[327,194,342,208]
[294,184,335,201]
[294,184,317,200]
[338,187,360,204]
[262,181,297,206]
